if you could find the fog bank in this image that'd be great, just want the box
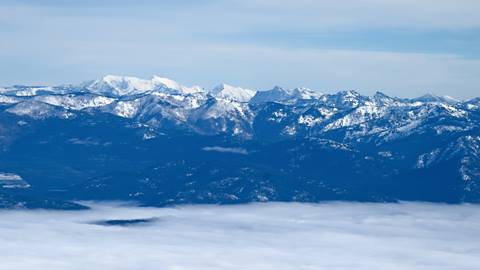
[0,202,479,270]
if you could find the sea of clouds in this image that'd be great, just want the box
[0,202,479,270]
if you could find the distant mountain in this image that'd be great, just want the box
[80,75,205,96]
[0,75,479,209]
[410,93,460,104]
[250,86,322,104]
[211,83,256,102]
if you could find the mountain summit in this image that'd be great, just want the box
[80,75,204,96]
[211,83,256,102]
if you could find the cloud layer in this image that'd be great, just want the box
[0,202,479,270]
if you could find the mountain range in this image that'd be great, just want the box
[1,75,479,209]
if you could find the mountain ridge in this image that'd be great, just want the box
[0,75,479,209]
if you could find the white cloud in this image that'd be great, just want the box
[0,202,479,270]
[202,146,248,155]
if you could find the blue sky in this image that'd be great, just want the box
[1,0,479,99]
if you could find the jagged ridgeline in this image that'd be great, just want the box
[1,75,479,209]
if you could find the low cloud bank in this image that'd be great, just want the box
[202,146,248,155]
[0,202,479,270]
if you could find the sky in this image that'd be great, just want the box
[0,202,479,270]
[0,0,479,99]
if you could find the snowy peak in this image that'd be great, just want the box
[411,93,460,104]
[373,91,391,100]
[250,86,322,104]
[83,75,154,96]
[249,86,291,104]
[82,75,204,97]
[151,76,205,95]
[338,89,362,98]
[322,90,368,108]
[151,76,182,90]
[211,83,256,103]
[291,87,323,100]
[373,91,401,106]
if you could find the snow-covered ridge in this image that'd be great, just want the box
[1,75,476,142]
[250,86,322,104]
[410,93,460,105]
[0,75,464,105]
[80,75,205,96]
[211,83,256,103]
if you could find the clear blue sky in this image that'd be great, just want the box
[1,0,479,99]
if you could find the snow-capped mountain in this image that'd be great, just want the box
[211,83,256,102]
[250,86,322,104]
[0,75,479,209]
[81,75,205,96]
[410,93,460,105]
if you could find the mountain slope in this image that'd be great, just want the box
[0,75,479,208]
